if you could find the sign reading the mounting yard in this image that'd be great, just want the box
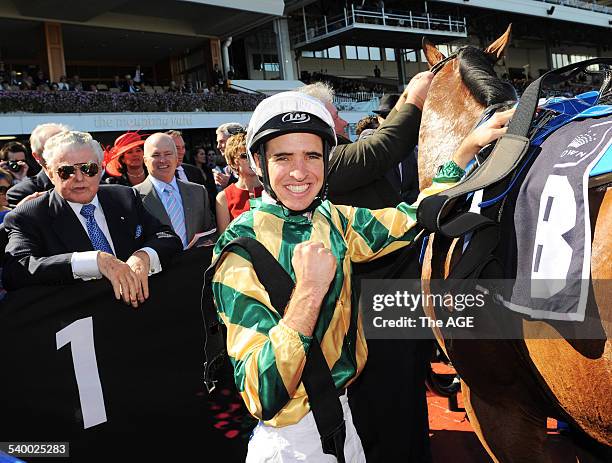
[0,112,253,135]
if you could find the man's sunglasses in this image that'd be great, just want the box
[56,162,99,180]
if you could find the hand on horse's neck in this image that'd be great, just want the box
[418,76,484,190]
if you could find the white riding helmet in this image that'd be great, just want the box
[246,91,337,213]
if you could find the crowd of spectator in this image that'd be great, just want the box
[300,68,603,103]
[301,70,388,98]
[504,72,602,97]
[0,67,230,96]
[3,64,602,107]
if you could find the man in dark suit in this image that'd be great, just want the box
[3,131,182,308]
[7,123,69,208]
[122,75,138,93]
[165,130,206,186]
[374,94,420,204]
[297,75,434,463]
[135,133,214,248]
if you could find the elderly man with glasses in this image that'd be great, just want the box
[2,131,182,306]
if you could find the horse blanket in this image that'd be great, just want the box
[501,94,612,321]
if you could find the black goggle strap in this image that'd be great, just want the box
[256,143,277,201]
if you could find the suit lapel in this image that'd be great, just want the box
[98,188,131,259]
[183,166,192,182]
[49,191,94,252]
[386,164,402,193]
[141,179,172,227]
[38,170,53,190]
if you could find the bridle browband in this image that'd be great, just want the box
[429,51,460,75]
[428,47,517,129]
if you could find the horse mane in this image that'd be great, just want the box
[457,46,517,106]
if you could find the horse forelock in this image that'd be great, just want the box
[458,46,517,106]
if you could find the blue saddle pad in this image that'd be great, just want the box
[536,92,612,177]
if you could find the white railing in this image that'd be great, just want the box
[293,4,467,45]
[334,91,383,103]
[535,0,612,14]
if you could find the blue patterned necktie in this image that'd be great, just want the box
[79,204,114,255]
[163,185,188,248]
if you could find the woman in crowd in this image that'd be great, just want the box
[0,168,14,223]
[187,144,218,209]
[103,131,147,186]
[215,132,263,233]
[192,145,210,175]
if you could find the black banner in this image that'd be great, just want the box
[0,247,250,461]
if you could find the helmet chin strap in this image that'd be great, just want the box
[256,141,330,216]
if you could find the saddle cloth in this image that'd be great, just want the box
[502,113,612,321]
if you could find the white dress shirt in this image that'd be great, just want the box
[67,195,161,280]
[175,165,189,182]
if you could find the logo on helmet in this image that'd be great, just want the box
[281,112,311,124]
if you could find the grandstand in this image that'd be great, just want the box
[0,0,610,144]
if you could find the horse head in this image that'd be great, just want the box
[418,25,516,190]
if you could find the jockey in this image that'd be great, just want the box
[211,90,513,463]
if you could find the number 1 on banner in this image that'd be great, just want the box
[56,317,108,429]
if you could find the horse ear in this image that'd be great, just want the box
[422,37,446,67]
[484,24,512,62]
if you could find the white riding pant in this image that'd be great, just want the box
[245,392,366,463]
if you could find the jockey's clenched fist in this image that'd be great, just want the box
[292,241,337,291]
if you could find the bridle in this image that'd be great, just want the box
[429,51,460,76]
[428,48,517,130]
[426,47,517,174]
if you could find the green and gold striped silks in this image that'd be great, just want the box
[212,160,464,427]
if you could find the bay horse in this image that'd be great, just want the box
[418,26,611,462]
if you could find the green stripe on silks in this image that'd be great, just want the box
[325,209,349,264]
[257,341,291,421]
[351,208,416,253]
[313,261,345,342]
[321,200,348,234]
[212,282,281,335]
[335,204,349,234]
[231,342,291,419]
[213,211,256,256]
[232,353,249,392]
[396,201,418,224]
[298,331,313,352]
[227,246,251,263]
[277,220,313,281]
[331,274,361,382]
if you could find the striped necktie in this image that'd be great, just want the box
[79,204,114,255]
[163,184,188,248]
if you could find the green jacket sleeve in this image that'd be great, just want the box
[327,103,421,196]
[334,160,465,263]
[212,249,312,422]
